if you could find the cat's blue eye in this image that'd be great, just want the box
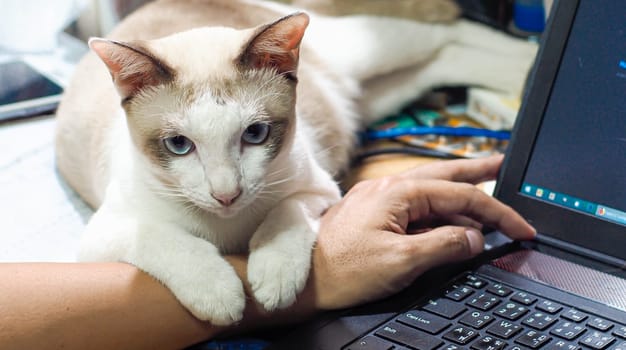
[163,135,195,155]
[242,123,270,145]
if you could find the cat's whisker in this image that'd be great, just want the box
[185,202,202,213]
[257,189,289,196]
[246,202,264,216]
[264,175,297,188]
[147,186,183,196]
[313,144,349,178]
[266,167,291,179]
[254,195,281,203]
[149,184,187,197]
[153,192,188,200]
[247,195,279,214]
[258,185,291,194]
[315,144,341,158]
[181,203,202,217]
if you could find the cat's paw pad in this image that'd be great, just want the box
[175,270,246,326]
[247,248,310,311]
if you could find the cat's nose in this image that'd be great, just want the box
[211,188,242,207]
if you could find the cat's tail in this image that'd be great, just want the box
[253,0,537,123]
[304,15,453,82]
[291,0,461,23]
[305,16,537,83]
[304,16,538,123]
[253,0,455,82]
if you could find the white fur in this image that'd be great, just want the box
[71,1,538,326]
[79,24,342,324]
[80,128,339,324]
[80,105,341,324]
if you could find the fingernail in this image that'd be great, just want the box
[526,223,538,238]
[466,229,484,256]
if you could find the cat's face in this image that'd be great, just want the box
[128,69,296,218]
[91,13,308,217]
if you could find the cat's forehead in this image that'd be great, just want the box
[151,26,254,82]
[141,25,297,112]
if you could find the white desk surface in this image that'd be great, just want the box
[0,33,91,262]
[0,114,92,262]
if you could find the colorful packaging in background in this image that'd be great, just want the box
[365,90,511,159]
[466,87,521,130]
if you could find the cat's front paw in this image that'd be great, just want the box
[171,263,246,326]
[247,245,311,311]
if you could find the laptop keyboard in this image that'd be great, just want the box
[345,273,626,350]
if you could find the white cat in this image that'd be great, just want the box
[55,0,536,326]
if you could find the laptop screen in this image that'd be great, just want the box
[520,0,626,227]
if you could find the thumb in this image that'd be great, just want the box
[409,226,484,275]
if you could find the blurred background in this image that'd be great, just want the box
[0,0,549,262]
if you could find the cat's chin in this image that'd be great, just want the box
[195,202,243,218]
[213,207,241,218]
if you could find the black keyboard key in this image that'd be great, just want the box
[467,293,501,311]
[443,326,479,345]
[460,310,495,329]
[397,310,451,334]
[614,341,626,350]
[522,312,558,331]
[346,335,395,350]
[445,284,474,301]
[578,331,615,349]
[464,275,488,289]
[487,283,514,297]
[494,302,529,320]
[587,317,613,331]
[550,321,586,340]
[515,330,551,349]
[614,326,626,339]
[422,298,466,319]
[375,322,443,350]
[562,309,588,322]
[511,292,537,306]
[507,346,533,350]
[441,344,461,350]
[545,339,580,349]
[471,335,507,350]
[535,300,563,314]
[487,320,522,339]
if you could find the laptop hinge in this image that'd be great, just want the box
[534,233,626,270]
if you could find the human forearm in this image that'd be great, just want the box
[0,263,216,349]
[0,157,537,350]
[0,260,318,350]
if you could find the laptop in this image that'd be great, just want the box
[267,0,626,348]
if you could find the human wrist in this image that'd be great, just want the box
[219,255,319,336]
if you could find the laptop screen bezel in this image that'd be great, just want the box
[494,0,626,262]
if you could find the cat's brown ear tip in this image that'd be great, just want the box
[88,38,120,60]
[290,12,310,26]
[88,37,108,51]
[282,12,310,33]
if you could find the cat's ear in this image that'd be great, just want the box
[89,38,173,100]
[240,12,309,80]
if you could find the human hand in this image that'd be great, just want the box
[311,154,535,310]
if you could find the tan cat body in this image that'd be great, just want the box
[57,0,357,208]
[55,0,537,324]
